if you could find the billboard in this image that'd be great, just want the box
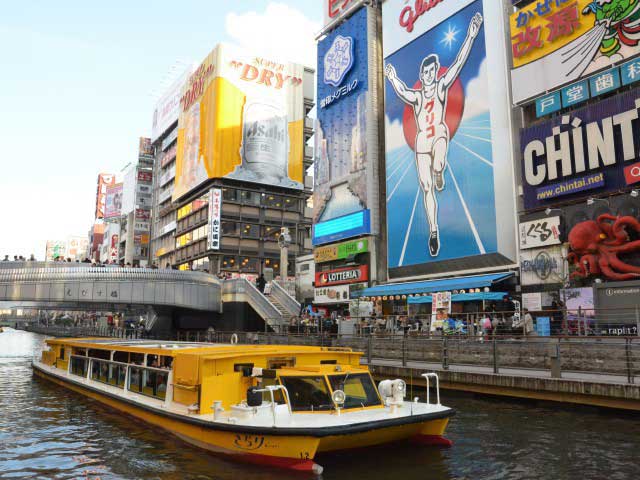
[323,0,361,28]
[315,6,380,237]
[151,68,191,143]
[520,245,565,286]
[104,183,123,219]
[315,265,368,287]
[314,237,369,263]
[94,173,116,220]
[173,44,306,201]
[45,240,66,261]
[312,209,371,246]
[521,88,640,210]
[519,217,561,250]
[383,0,516,275]
[510,0,640,104]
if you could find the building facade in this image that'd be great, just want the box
[511,0,640,335]
[150,45,315,275]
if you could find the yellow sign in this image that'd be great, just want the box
[173,44,305,201]
[510,1,593,68]
[314,244,338,263]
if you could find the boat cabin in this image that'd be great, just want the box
[40,338,382,414]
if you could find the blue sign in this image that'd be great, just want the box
[384,0,497,269]
[535,316,550,336]
[521,88,640,210]
[560,80,589,108]
[535,92,561,118]
[312,210,371,245]
[589,67,620,97]
[620,58,640,86]
[314,7,371,229]
[323,35,354,87]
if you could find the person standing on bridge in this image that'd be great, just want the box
[256,273,266,293]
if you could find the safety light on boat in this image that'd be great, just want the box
[332,389,346,406]
[378,379,406,407]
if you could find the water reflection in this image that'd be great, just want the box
[0,329,638,479]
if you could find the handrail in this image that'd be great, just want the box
[422,373,440,406]
[271,280,301,316]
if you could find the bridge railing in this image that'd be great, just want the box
[23,325,639,384]
[271,280,301,317]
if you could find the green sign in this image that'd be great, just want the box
[314,238,369,263]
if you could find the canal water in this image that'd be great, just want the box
[1,329,638,480]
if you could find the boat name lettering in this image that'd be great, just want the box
[233,434,265,451]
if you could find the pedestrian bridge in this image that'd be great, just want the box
[0,262,222,313]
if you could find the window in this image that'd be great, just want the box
[223,188,237,202]
[327,373,381,409]
[222,255,237,270]
[283,197,299,212]
[262,194,282,208]
[222,221,239,236]
[264,258,279,271]
[128,366,169,400]
[239,257,258,272]
[241,223,259,238]
[300,264,310,272]
[240,190,261,206]
[263,226,280,241]
[70,356,89,377]
[279,376,334,412]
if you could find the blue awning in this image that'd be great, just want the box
[352,272,513,298]
[407,292,509,304]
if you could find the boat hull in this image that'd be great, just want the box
[33,364,452,473]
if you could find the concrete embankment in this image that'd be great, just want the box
[368,360,640,411]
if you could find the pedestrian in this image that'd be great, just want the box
[256,273,266,293]
[523,308,534,336]
[28,254,35,261]
[2,255,8,261]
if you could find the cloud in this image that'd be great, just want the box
[462,58,489,121]
[225,3,320,68]
[385,115,408,152]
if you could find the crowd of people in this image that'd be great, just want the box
[2,254,36,261]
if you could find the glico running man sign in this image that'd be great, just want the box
[382,0,517,277]
[521,88,640,210]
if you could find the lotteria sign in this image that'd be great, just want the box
[315,265,369,287]
[521,88,640,210]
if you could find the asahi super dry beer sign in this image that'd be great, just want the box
[174,44,305,201]
[521,88,640,209]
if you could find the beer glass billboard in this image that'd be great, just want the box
[173,44,306,201]
[382,0,517,277]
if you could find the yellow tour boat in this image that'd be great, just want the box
[33,338,454,473]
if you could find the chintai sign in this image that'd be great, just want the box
[521,88,640,210]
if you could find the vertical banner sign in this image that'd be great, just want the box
[315,6,376,233]
[208,188,222,250]
[382,0,516,276]
[110,234,119,262]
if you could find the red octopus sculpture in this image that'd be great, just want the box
[567,214,640,281]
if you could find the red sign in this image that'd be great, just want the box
[315,265,368,287]
[326,0,357,24]
[110,234,119,261]
[624,161,640,186]
[137,171,153,183]
[135,209,151,221]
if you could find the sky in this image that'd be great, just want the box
[0,0,321,259]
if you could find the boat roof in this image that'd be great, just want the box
[46,337,362,358]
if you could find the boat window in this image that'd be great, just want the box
[234,363,254,376]
[113,351,128,363]
[59,347,65,359]
[160,356,173,369]
[279,376,333,412]
[88,349,110,360]
[128,366,168,400]
[70,356,89,377]
[267,357,295,369]
[90,359,125,390]
[147,355,159,368]
[327,373,382,409]
[130,353,144,365]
